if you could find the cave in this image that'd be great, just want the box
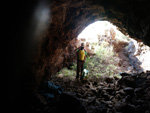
[9,0,150,113]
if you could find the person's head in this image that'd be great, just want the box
[81,43,84,47]
[80,43,84,50]
[81,46,84,50]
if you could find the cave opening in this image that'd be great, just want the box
[55,20,150,81]
[48,20,150,113]
[9,0,150,113]
[48,21,150,113]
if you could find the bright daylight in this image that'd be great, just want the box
[57,21,150,79]
[10,1,150,113]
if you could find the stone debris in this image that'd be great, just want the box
[26,71,150,113]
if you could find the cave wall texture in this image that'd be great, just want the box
[35,0,150,82]
[9,0,150,111]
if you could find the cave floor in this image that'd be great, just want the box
[26,68,150,113]
[50,71,150,113]
[27,41,150,113]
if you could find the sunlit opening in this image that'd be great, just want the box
[76,21,150,77]
[78,21,117,39]
[78,21,129,50]
[56,21,150,80]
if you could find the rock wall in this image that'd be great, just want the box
[37,0,150,79]
[127,39,150,73]
[9,1,150,111]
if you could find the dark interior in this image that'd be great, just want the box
[9,0,150,113]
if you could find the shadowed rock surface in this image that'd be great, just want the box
[9,0,150,113]
[26,71,150,113]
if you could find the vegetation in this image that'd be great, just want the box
[56,21,131,79]
[85,42,121,78]
[56,41,121,79]
[57,67,76,79]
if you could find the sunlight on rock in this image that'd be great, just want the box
[77,21,150,74]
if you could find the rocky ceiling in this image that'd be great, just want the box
[48,0,150,45]
[34,0,150,80]
[10,0,150,90]
[9,0,150,111]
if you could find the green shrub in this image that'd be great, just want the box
[70,63,77,71]
[58,67,76,77]
[84,41,119,78]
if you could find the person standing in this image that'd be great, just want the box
[74,43,87,79]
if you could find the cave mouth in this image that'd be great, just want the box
[9,0,150,112]
[55,21,150,81]
[47,21,150,113]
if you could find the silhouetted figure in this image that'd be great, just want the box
[74,43,87,79]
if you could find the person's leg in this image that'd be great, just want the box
[76,61,79,79]
[79,61,82,77]
[80,61,84,76]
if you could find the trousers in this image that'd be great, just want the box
[76,60,84,78]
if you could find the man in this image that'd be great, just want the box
[74,43,87,79]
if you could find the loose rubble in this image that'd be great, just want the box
[27,71,150,113]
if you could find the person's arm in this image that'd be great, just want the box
[74,48,77,52]
[84,55,86,62]
[74,47,80,52]
[84,49,87,62]
[74,47,80,57]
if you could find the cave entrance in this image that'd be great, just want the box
[76,21,132,79]
[76,21,150,77]
[55,21,150,80]
[50,20,150,113]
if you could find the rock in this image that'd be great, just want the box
[87,105,107,113]
[118,76,135,87]
[85,84,90,88]
[104,77,114,83]
[103,87,114,95]
[87,97,96,106]
[147,75,150,80]
[116,89,125,96]
[49,68,150,113]
[119,72,132,77]
[91,88,97,94]
[146,70,150,76]
[102,93,111,101]
[136,99,144,105]
[35,93,48,105]
[56,74,64,78]
[123,87,134,95]
[145,110,150,113]
[135,77,147,87]
[123,104,136,113]
[115,103,126,112]
[135,104,149,113]
[93,81,98,86]
[57,92,87,113]
[115,94,122,100]
[115,103,135,113]
[134,88,144,96]
[124,95,131,103]
[114,76,120,80]
[144,87,150,100]
[76,93,84,98]
[35,108,42,113]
